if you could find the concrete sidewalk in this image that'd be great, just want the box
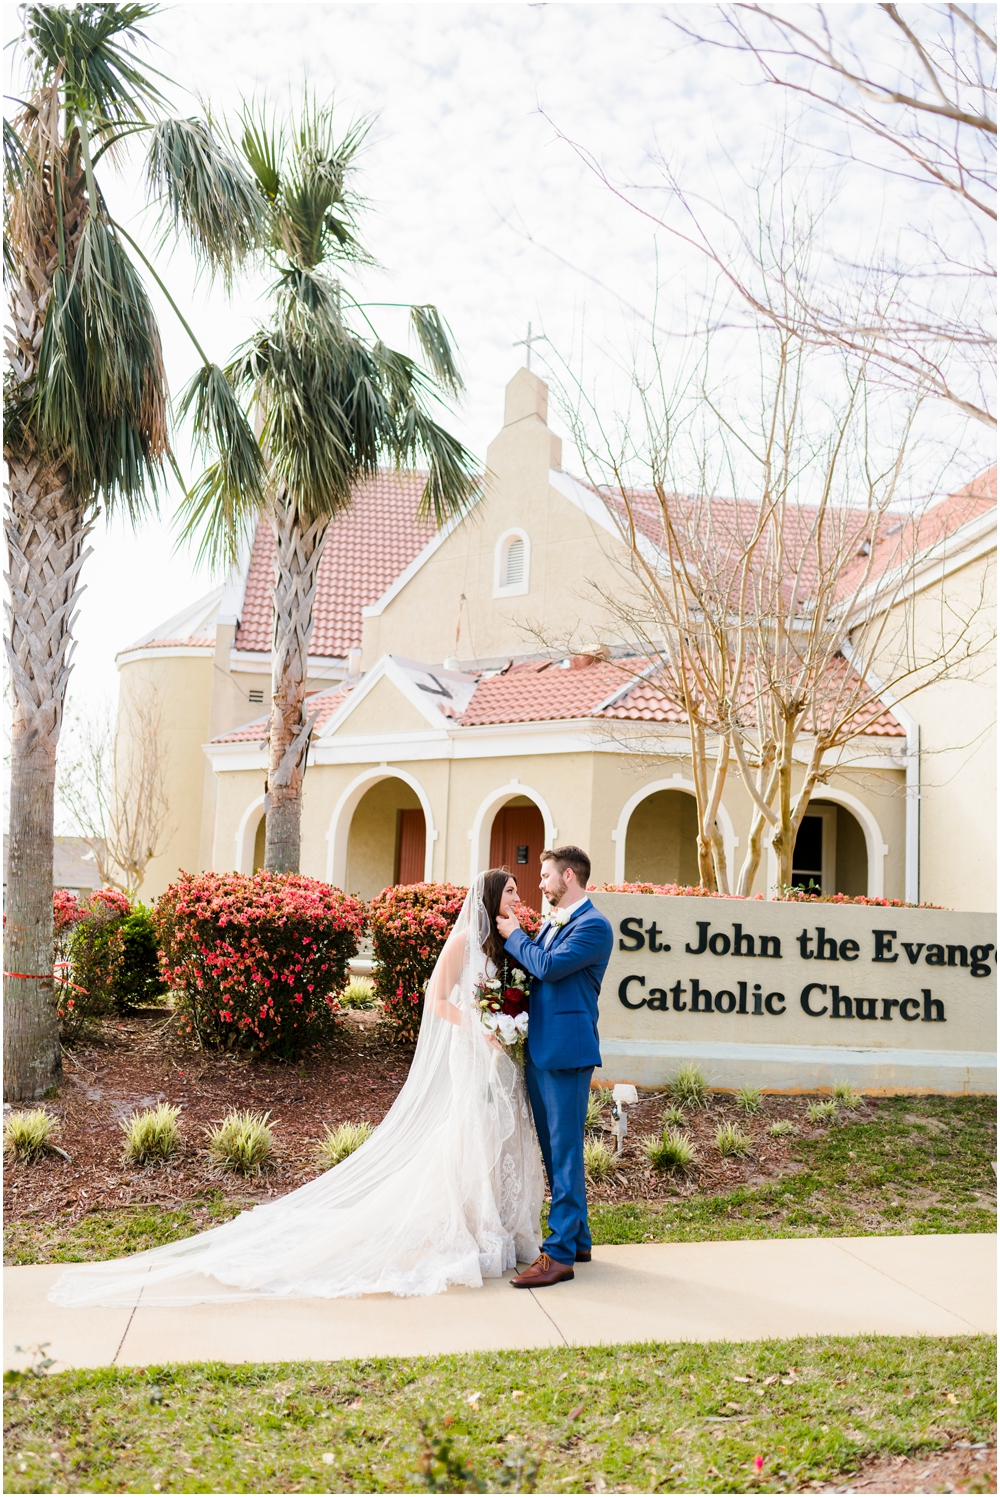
[5,1234,994,1374]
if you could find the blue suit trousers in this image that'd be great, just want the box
[525,1058,594,1265]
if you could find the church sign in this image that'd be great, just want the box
[590,893,997,1094]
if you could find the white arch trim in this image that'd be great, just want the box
[611,776,738,886]
[764,786,887,899]
[468,780,557,887]
[492,527,531,597]
[326,766,437,888]
[235,795,267,874]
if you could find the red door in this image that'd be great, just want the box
[489,803,545,910]
[395,809,426,885]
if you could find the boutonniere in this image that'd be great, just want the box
[549,908,570,929]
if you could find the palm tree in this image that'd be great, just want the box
[4,4,261,1099]
[174,96,478,872]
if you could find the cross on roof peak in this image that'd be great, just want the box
[512,321,546,372]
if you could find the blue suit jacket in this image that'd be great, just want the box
[504,900,614,1071]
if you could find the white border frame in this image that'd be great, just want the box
[468,779,557,886]
[611,775,738,885]
[492,528,531,598]
[325,765,437,887]
[765,786,887,899]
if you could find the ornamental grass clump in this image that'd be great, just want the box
[807,1100,838,1125]
[206,1110,274,1175]
[716,1122,754,1157]
[340,976,377,1009]
[3,1109,58,1163]
[584,1138,615,1181]
[155,871,364,1058]
[669,1062,709,1109]
[644,1127,697,1173]
[832,1081,862,1109]
[121,1104,181,1165]
[735,1086,762,1114]
[585,1089,610,1132]
[768,1119,795,1137]
[661,1104,687,1128]
[316,1121,374,1169]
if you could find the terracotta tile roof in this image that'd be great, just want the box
[234,471,434,658]
[211,686,352,745]
[458,655,904,736]
[836,466,997,601]
[125,636,215,650]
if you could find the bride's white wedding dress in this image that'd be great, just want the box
[49,878,543,1306]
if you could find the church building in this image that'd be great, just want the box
[116,370,997,913]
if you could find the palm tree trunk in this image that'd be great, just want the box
[264,497,330,874]
[4,448,92,1100]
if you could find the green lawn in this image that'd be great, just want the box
[4,1336,994,1494]
[590,1095,998,1246]
[4,1195,244,1268]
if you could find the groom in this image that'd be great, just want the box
[497,845,613,1287]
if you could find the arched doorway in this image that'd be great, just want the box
[489,796,545,909]
[624,789,700,886]
[253,814,266,872]
[791,799,868,896]
[346,778,426,899]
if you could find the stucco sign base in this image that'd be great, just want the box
[5,1235,993,1372]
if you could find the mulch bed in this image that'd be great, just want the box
[5,1010,837,1228]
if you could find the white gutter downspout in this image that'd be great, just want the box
[841,642,920,903]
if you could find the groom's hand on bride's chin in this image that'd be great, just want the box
[496,912,520,939]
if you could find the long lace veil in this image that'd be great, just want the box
[49,875,541,1307]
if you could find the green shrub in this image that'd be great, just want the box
[661,1104,687,1128]
[156,872,364,1058]
[116,904,169,1008]
[768,1119,795,1137]
[807,1100,838,1125]
[3,1109,58,1163]
[643,1127,697,1172]
[316,1121,374,1169]
[584,1138,615,1181]
[67,888,131,1019]
[205,1110,274,1174]
[669,1062,709,1109]
[735,1086,762,1114]
[716,1122,753,1157]
[121,1103,181,1165]
[340,975,377,1009]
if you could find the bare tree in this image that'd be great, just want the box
[58,688,172,896]
[559,312,991,895]
[663,3,996,429]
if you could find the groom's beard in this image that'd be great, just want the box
[548,875,568,908]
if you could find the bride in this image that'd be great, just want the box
[49,871,544,1307]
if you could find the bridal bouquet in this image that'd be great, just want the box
[475,965,529,1064]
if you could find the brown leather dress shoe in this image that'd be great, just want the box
[575,1249,592,1263]
[510,1252,575,1288]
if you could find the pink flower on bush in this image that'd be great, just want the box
[368,882,468,1041]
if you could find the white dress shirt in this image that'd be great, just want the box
[541,894,591,947]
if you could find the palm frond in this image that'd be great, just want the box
[34,217,168,510]
[177,362,266,559]
[3,117,31,282]
[410,305,464,398]
[237,98,283,204]
[406,409,480,526]
[22,3,167,136]
[174,456,260,570]
[146,116,264,287]
[275,96,371,271]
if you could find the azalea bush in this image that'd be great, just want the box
[592,881,754,899]
[368,882,468,1041]
[62,889,165,1028]
[593,882,937,908]
[154,871,363,1058]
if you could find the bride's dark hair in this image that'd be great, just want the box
[481,867,519,974]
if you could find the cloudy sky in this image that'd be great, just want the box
[5,2,993,715]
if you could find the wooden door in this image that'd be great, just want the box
[395,809,426,885]
[489,803,545,909]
